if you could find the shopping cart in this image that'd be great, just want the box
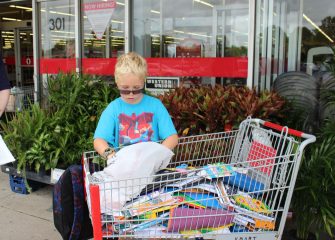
[82,118,315,240]
[5,86,35,112]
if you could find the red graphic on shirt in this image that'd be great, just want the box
[118,112,154,145]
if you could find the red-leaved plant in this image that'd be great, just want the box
[159,85,286,136]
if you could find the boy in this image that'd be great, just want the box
[94,52,178,160]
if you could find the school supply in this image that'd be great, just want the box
[200,163,235,179]
[180,192,223,209]
[233,193,270,214]
[140,169,186,195]
[167,207,234,232]
[122,192,180,217]
[223,172,265,194]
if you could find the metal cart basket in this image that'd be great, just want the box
[83,118,315,240]
[5,86,35,112]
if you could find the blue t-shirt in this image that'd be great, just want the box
[94,94,177,147]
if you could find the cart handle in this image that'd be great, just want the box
[259,120,315,140]
[263,121,303,137]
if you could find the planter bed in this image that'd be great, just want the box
[1,163,52,185]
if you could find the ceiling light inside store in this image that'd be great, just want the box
[2,17,21,21]
[112,35,124,39]
[111,29,123,33]
[165,41,177,44]
[53,30,75,34]
[231,29,248,35]
[174,29,212,39]
[9,5,32,11]
[52,5,74,9]
[111,20,123,24]
[49,11,74,17]
[303,14,334,43]
[188,32,212,38]
[151,10,160,14]
[193,0,213,8]
[116,2,125,6]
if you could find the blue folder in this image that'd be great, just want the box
[223,172,264,194]
[183,192,223,209]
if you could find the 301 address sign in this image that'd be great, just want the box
[49,17,65,31]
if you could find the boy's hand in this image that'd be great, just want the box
[102,147,116,160]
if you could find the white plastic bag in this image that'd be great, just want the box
[0,134,15,165]
[98,141,174,213]
[252,128,273,147]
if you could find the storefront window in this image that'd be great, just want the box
[132,0,249,86]
[301,0,335,76]
[254,0,301,90]
[40,1,75,58]
[82,0,125,58]
[133,0,248,58]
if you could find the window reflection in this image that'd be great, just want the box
[40,1,75,58]
[132,0,249,86]
[82,0,125,58]
[133,0,248,58]
[301,0,335,76]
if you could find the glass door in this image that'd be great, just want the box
[15,28,34,87]
[1,30,15,87]
[212,2,249,85]
[253,0,302,90]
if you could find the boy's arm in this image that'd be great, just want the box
[94,138,116,159]
[161,134,178,150]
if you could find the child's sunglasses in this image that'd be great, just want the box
[118,88,144,95]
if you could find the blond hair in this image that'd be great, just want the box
[114,52,147,83]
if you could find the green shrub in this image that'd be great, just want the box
[1,73,119,172]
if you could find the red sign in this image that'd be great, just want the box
[176,38,202,58]
[21,57,34,66]
[3,56,34,66]
[84,0,116,10]
[3,57,15,65]
[39,57,248,78]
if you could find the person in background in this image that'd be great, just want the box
[94,52,178,160]
[66,39,75,58]
[0,53,11,117]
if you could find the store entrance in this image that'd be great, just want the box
[15,27,33,86]
[0,1,33,87]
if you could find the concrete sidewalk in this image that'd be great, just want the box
[0,170,60,240]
